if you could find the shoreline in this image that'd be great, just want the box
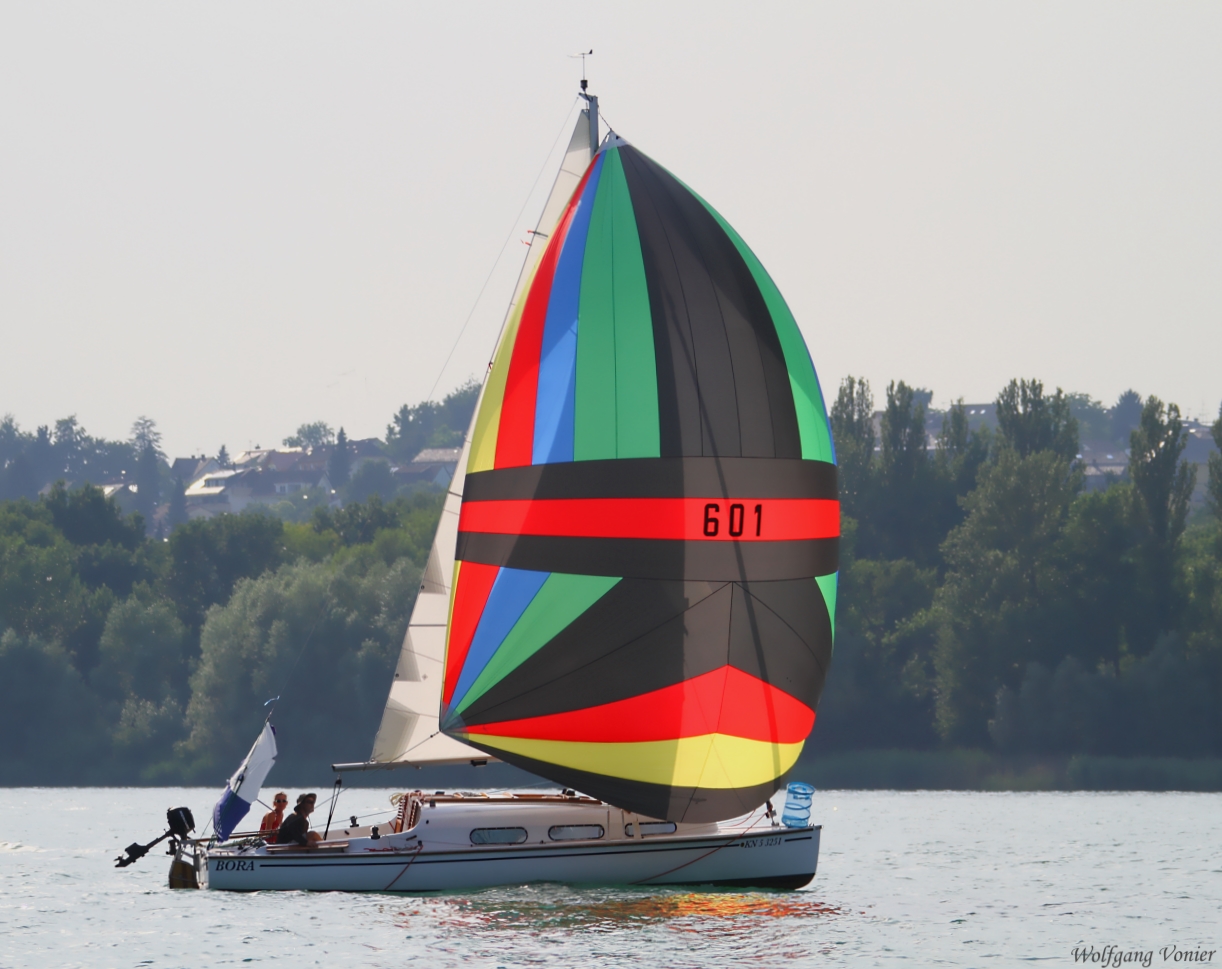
[5,753,1222,792]
[796,750,1222,792]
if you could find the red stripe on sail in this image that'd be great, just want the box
[442,562,500,708]
[494,162,598,470]
[462,666,814,744]
[458,497,839,542]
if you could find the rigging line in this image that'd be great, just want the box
[595,108,619,139]
[425,97,582,403]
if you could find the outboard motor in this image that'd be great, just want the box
[115,806,196,868]
[167,807,195,840]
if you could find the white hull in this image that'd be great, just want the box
[197,792,818,893]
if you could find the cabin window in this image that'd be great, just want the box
[469,827,528,845]
[624,821,677,837]
[548,824,605,842]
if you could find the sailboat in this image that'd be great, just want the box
[197,86,839,892]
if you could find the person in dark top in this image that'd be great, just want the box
[276,793,321,847]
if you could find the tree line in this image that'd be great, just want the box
[817,378,1222,759]
[1,376,1220,786]
[0,379,480,530]
[0,486,440,783]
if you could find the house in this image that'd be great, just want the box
[183,469,243,518]
[1077,440,1129,492]
[396,446,462,489]
[231,447,306,471]
[183,466,335,518]
[169,456,220,486]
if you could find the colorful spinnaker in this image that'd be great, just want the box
[440,138,839,823]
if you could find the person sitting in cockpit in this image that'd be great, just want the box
[276,793,322,847]
[259,792,287,843]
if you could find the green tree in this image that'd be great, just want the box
[0,450,40,501]
[995,379,1078,460]
[134,442,160,522]
[312,493,399,547]
[1129,397,1195,550]
[1128,396,1196,632]
[26,425,56,490]
[0,630,108,784]
[1177,523,1222,663]
[1110,389,1143,443]
[990,636,1219,757]
[216,444,231,469]
[0,414,22,465]
[830,376,875,523]
[45,482,143,551]
[129,417,163,524]
[177,557,419,779]
[53,416,93,481]
[44,482,150,601]
[95,596,190,707]
[163,512,286,632]
[871,381,938,563]
[94,595,190,772]
[283,422,334,450]
[0,499,116,673]
[384,378,480,462]
[328,427,352,488]
[936,399,990,499]
[1054,484,1146,670]
[344,459,397,504]
[1066,392,1109,440]
[1206,402,1222,520]
[130,416,161,453]
[814,556,939,751]
[880,381,928,494]
[167,477,188,529]
[931,449,1082,744]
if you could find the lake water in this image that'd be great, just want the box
[1,788,1219,968]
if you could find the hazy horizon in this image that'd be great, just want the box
[2,2,1219,458]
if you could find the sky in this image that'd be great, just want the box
[1,2,1219,459]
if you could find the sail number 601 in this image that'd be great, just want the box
[703,503,762,538]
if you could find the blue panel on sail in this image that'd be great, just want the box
[448,567,550,712]
[533,154,604,465]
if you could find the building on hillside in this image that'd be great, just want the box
[396,446,462,489]
[183,469,242,518]
[169,456,220,485]
[1182,419,1219,508]
[182,466,336,518]
[231,447,306,471]
[1077,441,1129,492]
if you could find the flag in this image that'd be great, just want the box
[212,722,278,842]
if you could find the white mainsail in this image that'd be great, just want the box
[350,105,597,770]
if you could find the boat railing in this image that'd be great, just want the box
[264,841,350,854]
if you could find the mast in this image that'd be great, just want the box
[580,80,598,154]
[576,49,598,153]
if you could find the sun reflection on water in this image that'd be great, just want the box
[393,889,841,935]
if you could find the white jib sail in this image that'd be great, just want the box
[363,106,596,769]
